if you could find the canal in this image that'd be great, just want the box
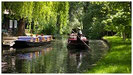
[2,36,109,73]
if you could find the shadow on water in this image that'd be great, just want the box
[2,36,109,73]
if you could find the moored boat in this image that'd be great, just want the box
[13,35,53,48]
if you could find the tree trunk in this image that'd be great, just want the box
[83,2,89,13]
[16,18,26,36]
[69,2,73,21]
[107,31,108,36]
[56,15,60,34]
[111,31,113,36]
[122,32,126,41]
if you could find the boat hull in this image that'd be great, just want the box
[13,41,51,48]
[67,39,89,49]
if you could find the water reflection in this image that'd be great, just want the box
[2,48,16,55]
[2,47,53,73]
[16,47,53,60]
[2,37,109,73]
[67,49,93,73]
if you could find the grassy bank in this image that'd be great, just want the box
[87,36,131,73]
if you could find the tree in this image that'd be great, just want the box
[103,2,131,40]
[2,2,70,35]
[2,2,34,35]
[68,2,84,32]
[54,2,69,34]
[82,2,131,39]
[82,2,107,39]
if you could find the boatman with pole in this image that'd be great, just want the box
[77,27,91,50]
[77,27,82,43]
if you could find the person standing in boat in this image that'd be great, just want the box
[77,27,82,43]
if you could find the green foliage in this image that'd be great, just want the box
[2,2,34,21]
[103,2,131,39]
[83,3,106,39]
[55,2,69,34]
[32,2,69,35]
[82,2,131,39]
[68,2,84,31]
[2,2,69,35]
[2,2,131,37]
[87,36,131,73]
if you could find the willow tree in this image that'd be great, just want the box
[2,2,69,35]
[35,2,69,34]
[2,2,34,36]
[53,2,69,34]
[32,2,56,34]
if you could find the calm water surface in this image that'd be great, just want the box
[2,36,109,73]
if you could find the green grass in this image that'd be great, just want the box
[87,36,131,73]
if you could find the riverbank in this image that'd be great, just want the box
[87,36,131,73]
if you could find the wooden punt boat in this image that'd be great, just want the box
[13,35,52,48]
[67,34,89,49]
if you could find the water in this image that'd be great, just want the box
[2,36,109,73]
